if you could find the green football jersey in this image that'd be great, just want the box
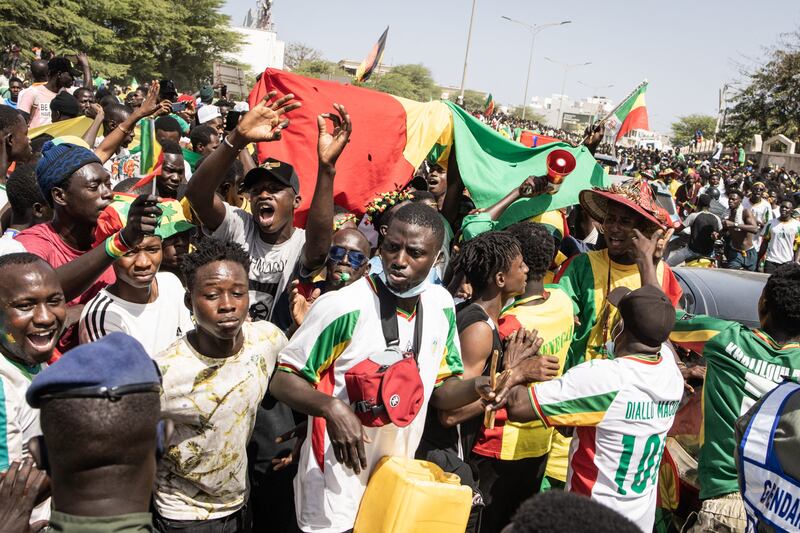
[670,310,800,499]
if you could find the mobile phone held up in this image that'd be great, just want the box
[225,110,243,132]
[170,101,188,113]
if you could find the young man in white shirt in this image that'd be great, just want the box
[759,199,800,274]
[153,238,288,532]
[271,203,507,533]
[79,196,195,355]
[185,92,346,325]
[0,253,67,523]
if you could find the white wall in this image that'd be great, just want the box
[226,26,285,74]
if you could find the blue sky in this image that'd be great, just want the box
[221,0,800,133]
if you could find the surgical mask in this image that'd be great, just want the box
[377,269,429,298]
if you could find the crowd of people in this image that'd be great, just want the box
[0,49,799,533]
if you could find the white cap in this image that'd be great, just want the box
[233,101,250,113]
[197,105,221,124]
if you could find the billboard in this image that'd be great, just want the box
[213,62,248,99]
[561,112,594,133]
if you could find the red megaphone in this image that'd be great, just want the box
[546,149,577,185]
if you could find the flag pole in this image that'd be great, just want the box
[580,78,648,144]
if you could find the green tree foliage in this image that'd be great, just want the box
[285,42,322,71]
[671,114,717,145]
[0,0,241,88]
[292,59,348,80]
[366,64,437,101]
[722,34,800,144]
[509,106,545,123]
[442,89,486,112]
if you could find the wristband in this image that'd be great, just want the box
[118,124,131,135]
[104,232,132,259]
[223,136,235,149]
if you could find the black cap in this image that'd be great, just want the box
[50,91,81,118]
[159,79,178,100]
[608,285,675,347]
[242,158,300,193]
[48,57,80,77]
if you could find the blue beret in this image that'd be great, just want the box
[36,141,101,205]
[26,332,161,408]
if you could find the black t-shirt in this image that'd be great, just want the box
[687,211,722,255]
[417,302,502,456]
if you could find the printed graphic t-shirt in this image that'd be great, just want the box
[212,203,305,321]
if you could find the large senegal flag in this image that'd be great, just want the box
[446,101,608,229]
[608,81,649,141]
[248,68,452,225]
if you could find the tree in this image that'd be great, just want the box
[722,33,800,144]
[671,114,717,145]
[366,64,437,101]
[0,0,241,88]
[509,106,545,123]
[292,59,348,80]
[284,42,321,71]
[442,89,486,112]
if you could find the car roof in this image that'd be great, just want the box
[672,267,767,328]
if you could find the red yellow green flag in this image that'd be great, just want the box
[484,93,495,116]
[608,81,649,141]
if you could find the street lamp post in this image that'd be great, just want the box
[458,0,479,105]
[501,16,571,120]
[544,57,591,128]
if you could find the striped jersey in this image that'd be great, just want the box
[670,310,800,500]
[555,249,682,369]
[0,355,43,471]
[278,275,463,533]
[472,286,574,461]
[529,352,683,532]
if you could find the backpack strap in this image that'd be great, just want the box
[374,276,424,359]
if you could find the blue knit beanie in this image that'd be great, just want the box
[36,141,101,205]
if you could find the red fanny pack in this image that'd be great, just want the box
[344,277,425,428]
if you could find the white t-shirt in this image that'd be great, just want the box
[78,272,193,356]
[278,276,464,533]
[529,353,683,532]
[153,320,287,520]
[0,355,49,523]
[16,84,58,128]
[212,203,306,321]
[0,230,26,256]
[763,218,800,265]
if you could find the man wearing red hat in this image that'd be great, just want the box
[555,180,682,370]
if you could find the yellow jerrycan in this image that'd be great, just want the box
[353,456,472,533]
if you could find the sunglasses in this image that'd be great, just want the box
[327,245,368,270]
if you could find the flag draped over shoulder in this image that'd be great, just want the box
[355,26,389,83]
[446,101,608,228]
[248,68,451,225]
[608,82,649,141]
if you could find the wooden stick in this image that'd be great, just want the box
[484,349,500,429]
